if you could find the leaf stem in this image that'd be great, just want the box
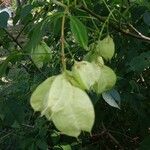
[99,9,115,39]
[102,0,116,21]
[61,11,67,71]
[52,0,67,8]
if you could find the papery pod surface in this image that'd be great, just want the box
[43,74,95,137]
[72,61,101,90]
[30,76,55,112]
[93,65,116,94]
[96,35,115,61]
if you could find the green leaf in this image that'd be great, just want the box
[70,16,88,50]
[0,53,22,77]
[0,60,9,77]
[24,22,44,52]
[127,51,150,72]
[36,139,48,150]
[30,76,55,112]
[28,143,36,150]
[50,131,60,144]
[42,74,95,137]
[48,12,64,36]
[53,146,62,150]
[31,41,52,68]
[102,89,121,109]
[0,11,9,28]
[140,136,150,150]
[143,11,150,26]
[61,145,72,150]
[20,4,33,19]
[0,99,25,125]
[24,12,63,52]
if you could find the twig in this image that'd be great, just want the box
[15,24,27,40]
[0,131,13,142]
[128,24,150,41]
[102,0,116,21]
[3,29,47,78]
[3,28,23,49]
[102,122,124,149]
[21,123,34,128]
[139,73,148,88]
[80,5,150,43]
[109,130,133,140]
[52,0,67,8]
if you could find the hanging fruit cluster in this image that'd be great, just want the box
[30,35,116,137]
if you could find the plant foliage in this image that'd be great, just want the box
[0,0,150,149]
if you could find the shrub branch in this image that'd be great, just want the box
[81,5,150,43]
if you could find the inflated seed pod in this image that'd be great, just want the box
[72,61,101,90]
[96,35,115,61]
[93,65,116,94]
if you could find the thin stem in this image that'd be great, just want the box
[91,17,99,33]
[3,29,23,49]
[65,41,74,60]
[128,24,150,41]
[102,122,123,150]
[102,0,116,21]
[81,5,150,43]
[0,131,14,143]
[52,0,67,8]
[82,0,87,7]
[3,29,47,78]
[61,12,67,71]
[99,9,115,39]
[21,123,34,128]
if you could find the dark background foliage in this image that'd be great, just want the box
[0,0,150,149]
